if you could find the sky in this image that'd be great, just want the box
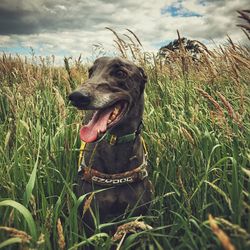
[0,0,248,62]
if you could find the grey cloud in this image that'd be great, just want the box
[0,8,39,34]
[201,0,249,39]
[0,0,123,35]
[0,0,248,59]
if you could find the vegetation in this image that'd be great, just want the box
[0,30,250,249]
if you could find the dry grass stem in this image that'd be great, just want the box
[57,218,66,250]
[0,226,32,243]
[112,220,152,242]
[83,192,95,216]
[196,88,224,115]
[209,214,235,250]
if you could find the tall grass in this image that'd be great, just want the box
[0,32,250,249]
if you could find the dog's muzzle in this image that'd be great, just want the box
[68,90,91,108]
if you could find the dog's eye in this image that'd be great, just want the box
[115,70,127,78]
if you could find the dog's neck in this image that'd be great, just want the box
[82,95,145,174]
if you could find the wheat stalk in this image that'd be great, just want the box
[0,226,31,243]
[215,217,250,241]
[180,127,195,145]
[196,88,224,115]
[209,214,235,250]
[217,92,236,120]
[237,10,250,33]
[57,218,66,250]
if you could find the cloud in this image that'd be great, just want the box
[0,0,248,61]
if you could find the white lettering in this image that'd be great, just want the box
[91,176,134,184]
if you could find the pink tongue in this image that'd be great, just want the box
[80,108,114,143]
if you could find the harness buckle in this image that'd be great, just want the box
[109,134,117,145]
[139,168,148,180]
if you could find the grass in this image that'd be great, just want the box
[0,33,250,249]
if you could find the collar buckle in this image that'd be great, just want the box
[109,134,117,145]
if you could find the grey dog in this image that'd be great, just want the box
[69,57,153,234]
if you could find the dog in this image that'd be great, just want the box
[68,56,153,234]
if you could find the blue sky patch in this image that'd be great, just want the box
[161,5,202,17]
[0,46,31,55]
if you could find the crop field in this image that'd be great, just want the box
[0,33,250,249]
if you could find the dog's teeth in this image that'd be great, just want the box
[112,108,120,117]
[113,107,120,114]
[108,106,121,124]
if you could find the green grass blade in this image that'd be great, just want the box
[23,132,41,206]
[0,237,22,249]
[0,200,37,240]
[68,233,109,250]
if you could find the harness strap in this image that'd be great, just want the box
[78,140,87,168]
[141,136,148,158]
[77,122,149,187]
[78,135,148,170]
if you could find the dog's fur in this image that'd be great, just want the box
[69,57,153,233]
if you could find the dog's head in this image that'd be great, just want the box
[68,56,147,142]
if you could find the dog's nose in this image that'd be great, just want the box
[68,91,91,107]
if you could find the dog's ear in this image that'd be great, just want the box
[138,67,147,94]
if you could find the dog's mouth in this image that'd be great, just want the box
[80,101,128,143]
